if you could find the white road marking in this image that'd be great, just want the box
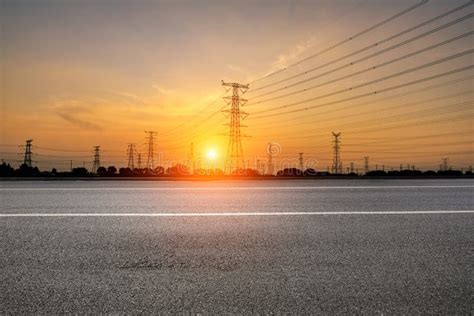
[0,185,473,191]
[1,210,473,217]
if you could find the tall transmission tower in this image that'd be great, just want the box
[299,153,304,172]
[188,142,195,174]
[331,132,342,174]
[267,143,274,176]
[364,157,370,174]
[127,144,136,169]
[441,157,449,171]
[137,153,142,169]
[145,131,157,169]
[92,146,101,172]
[23,139,33,167]
[222,81,249,174]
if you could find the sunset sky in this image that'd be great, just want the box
[1,0,473,172]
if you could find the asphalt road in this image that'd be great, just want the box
[1,181,473,313]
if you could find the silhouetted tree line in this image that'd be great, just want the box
[0,162,472,178]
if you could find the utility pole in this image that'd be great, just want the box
[92,146,101,173]
[364,157,370,174]
[331,132,342,174]
[222,81,249,174]
[127,144,136,169]
[22,139,33,167]
[137,153,142,169]
[299,152,304,172]
[145,131,157,169]
[350,162,354,173]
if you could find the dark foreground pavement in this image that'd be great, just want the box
[1,214,473,314]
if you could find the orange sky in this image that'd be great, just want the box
[1,0,473,172]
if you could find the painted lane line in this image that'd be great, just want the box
[1,185,473,191]
[1,210,473,217]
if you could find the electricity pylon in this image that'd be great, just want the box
[23,139,33,167]
[222,81,249,174]
[267,143,274,176]
[364,157,370,174]
[127,144,136,169]
[441,157,449,171]
[331,132,342,174]
[188,142,195,174]
[299,152,304,172]
[137,153,142,169]
[92,146,101,173]
[145,131,157,169]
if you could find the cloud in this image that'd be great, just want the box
[49,97,103,131]
[253,35,320,80]
[151,84,174,95]
[227,64,246,74]
[57,112,103,131]
[110,91,150,106]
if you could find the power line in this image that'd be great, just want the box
[253,75,474,130]
[160,91,226,137]
[35,146,91,153]
[251,48,474,117]
[350,113,474,135]
[257,113,474,142]
[266,132,474,153]
[249,0,429,85]
[34,153,91,159]
[249,1,473,93]
[281,103,474,141]
[272,99,473,138]
[250,65,474,120]
[344,140,473,151]
[249,21,474,103]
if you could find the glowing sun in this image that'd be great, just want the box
[207,149,218,160]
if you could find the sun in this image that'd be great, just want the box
[206,149,217,160]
